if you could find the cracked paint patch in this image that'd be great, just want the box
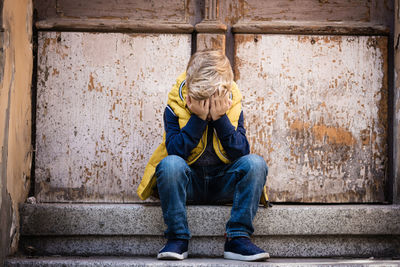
[36,32,191,203]
[235,34,387,203]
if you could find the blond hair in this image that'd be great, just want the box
[186,50,233,100]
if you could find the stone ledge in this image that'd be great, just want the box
[19,235,400,258]
[6,256,400,267]
[20,204,400,236]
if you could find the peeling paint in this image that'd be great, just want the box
[235,34,387,203]
[239,0,372,22]
[55,0,187,22]
[36,32,191,202]
[0,0,33,260]
[197,33,226,52]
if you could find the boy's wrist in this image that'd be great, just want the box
[193,113,207,121]
[191,114,209,125]
[211,114,229,127]
[211,112,224,121]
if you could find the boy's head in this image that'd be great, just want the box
[186,50,233,100]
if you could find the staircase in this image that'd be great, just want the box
[5,203,400,266]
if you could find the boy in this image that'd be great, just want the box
[137,50,269,261]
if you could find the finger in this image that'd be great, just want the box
[201,99,208,110]
[224,95,230,104]
[201,99,208,111]
[193,99,201,108]
[214,97,220,110]
[210,95,215,109]
[227,99,232,108]
[213,94,219,108]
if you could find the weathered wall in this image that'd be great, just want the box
[0,0,32,263]
[32,0,394,203]
[35,32,190,202]
[35,32,389,203]
[235,35,387,202]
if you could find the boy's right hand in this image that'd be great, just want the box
[186,95,209,121]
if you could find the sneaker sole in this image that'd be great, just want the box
[224,251,270,261]
[157,251,188,260]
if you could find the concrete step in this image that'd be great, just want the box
[18,203,400,258]
[5,256,400,267]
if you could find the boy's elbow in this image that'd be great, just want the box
[242,149,250,157]
[244,143,250,155]
[165,144,187,159]
[228,146,250,161]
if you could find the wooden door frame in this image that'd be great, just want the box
[32,0,399,203]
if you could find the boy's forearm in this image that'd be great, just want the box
[165,113,207,159]
[211,113,250,160]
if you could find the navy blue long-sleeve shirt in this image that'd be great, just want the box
[164,106,250,163]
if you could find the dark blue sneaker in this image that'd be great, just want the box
[224,237,270,261]
[157,239,188,260]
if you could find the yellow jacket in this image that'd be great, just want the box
[137,72,270,207]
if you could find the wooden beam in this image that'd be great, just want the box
[195,21,227,33]
[232,21,389,36]
[393,0,400,204]
[35,19,194,33]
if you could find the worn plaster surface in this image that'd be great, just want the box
[36,32,191,202]
[36,32,388,203]
[235,34,388,202]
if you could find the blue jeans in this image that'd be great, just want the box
[155,154,268,240]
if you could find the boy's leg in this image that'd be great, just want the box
[226,154,267,237]
[209,154,269,261]
[155,155,194,240]
[208,154,268,238]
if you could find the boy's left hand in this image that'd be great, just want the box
[210,90,232,121]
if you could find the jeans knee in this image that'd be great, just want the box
[241,154,268,185]
[156,155,188,183]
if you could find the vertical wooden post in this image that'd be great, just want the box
[394,0,400,204]
[195,0,227,53]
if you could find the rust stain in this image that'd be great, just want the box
[256,96,264,102]
[52,68,59,76]
[376,37,388,141]
[210,36,224,50]
[360,129,377,146]
[290,120,310,131]
[236,34,258,45]
[88,73,103,92]
[312,124,355,146]
[41,37,56,57]
[225,0,242,25]
[297,36,309,44]
[88,73,95,91]
[83,167,92,182]
[290,120,355,146]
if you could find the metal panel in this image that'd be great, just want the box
[36,32,191,202]
[235,34,387,202]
